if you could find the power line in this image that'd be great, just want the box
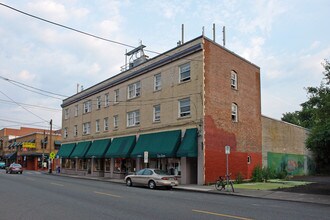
[0,2,203,63]
[0,75,67,100]
[0,98,61,112]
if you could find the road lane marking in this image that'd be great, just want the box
[50,182,64,187]
[192,209,253,220]
[94,191,121,198]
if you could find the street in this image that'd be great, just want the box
[0,170,329,220]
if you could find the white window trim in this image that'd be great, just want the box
[104,117,109,131]
[74,105,79,117]
[231,70,238,89]
[64,127,68,138]
[232,103,238,122]
[114,89,119,104]
[95,120,100,133]
[83,122,91,135]
[179,98,191,118]
[127,110,140,127]
[96,96,101,109]
[104,93,110,107]
[74,125,78,137]
[113,115,118,129]
[179,63,191,82]
[127,81,141,99]
[83,100,92,113]
[153,104,161,122]
[64,108,69,120]
[154,73,161,91]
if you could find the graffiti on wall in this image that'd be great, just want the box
[267,152,306,175]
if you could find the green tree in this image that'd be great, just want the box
[282,59,330,173]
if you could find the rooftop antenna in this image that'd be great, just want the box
[222,26,226,47]
[202,26,205,36]
[181,24,184,44]
[213,23,216,42]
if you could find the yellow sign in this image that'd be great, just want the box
[50,152,56,159]
[23,142,36,148]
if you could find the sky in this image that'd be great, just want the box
[0,0,329,131]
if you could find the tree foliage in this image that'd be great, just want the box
[282,60,330,173]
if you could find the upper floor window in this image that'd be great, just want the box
[83,122,91,135]
[104,117,109,131]
[74,105,79,117]
[64,108,69,120]
[154,73,161,91]
[128,81,141,99]
[179,98,191,117]
[231,70,238,89]
[127,110,140,127]
[96,96,102,109]
[232,103,238,122]
[83,100,92,113]
[95,120,100,133]
[104,93,110,107]
[179,63,191,82]
[113,115,119,129]
[114,89,119,103]
[64,127,68,138]
[73,125,78,137]
[153,104,161,122]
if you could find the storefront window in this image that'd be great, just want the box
[105,159,110,171]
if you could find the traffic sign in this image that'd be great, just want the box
[225,145,230,154]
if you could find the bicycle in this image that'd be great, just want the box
[215,175,234,192]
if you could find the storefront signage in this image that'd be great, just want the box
[23,142,36,148]
[144,151,148,163]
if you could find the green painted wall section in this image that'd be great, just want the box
[267,152,306,175]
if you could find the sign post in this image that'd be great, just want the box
[144,151,148,168]
[225,145,230,188]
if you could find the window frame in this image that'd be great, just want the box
[113,115,119,129]
[153,104,161,122]
[179,63,191,82]
[74,105,79,117]
[73,125,78,137]
[154,73,162,91]
[104,117,109,131]
[96,96,102,109]
[83,100,92,113]
[127,110,140,127]
[114,89,119,103]
[127,81,141,99]
[104,93,110,107]
[231,70,238,90]
[95,120,100,133]
[231,103,238,122]
[179,98,191,118]
[64,127,68,138]
[83,122,91,135]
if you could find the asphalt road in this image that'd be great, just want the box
[0,170,329,220]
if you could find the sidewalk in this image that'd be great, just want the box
[50,172,330,206]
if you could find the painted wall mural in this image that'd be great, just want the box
[267,152,307,175]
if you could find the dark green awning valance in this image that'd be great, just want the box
[70,141,92,159]
[57,143,76,158]
[131,130,181,158]
[176,128,198,157]
[105,136,136,158]
[85,138,111,158]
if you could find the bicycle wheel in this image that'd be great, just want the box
[215,180,223,191]
[229,181,234,192]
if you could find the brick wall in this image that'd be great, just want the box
[203,38,262,182]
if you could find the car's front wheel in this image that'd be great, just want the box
[126,178,132,187]
[148,180,156,189]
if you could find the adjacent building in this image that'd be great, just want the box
[60,36,262,185]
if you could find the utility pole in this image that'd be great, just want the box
[42,130,45,170]
[49,119,53,173]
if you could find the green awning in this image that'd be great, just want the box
[176,128,198,157]
[105,136,136,158]
[57,143,76,158]
[85,138,111,158]
[131,130,181,158]
[70,141,92,159]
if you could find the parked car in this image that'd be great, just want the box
[6,163,23,174]
[125,168,179,189]
[0,161,5,169]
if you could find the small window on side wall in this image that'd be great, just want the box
[247,156,251,164]
[231,103,238,122]
[179,63,191,82]
[231,70,237,90]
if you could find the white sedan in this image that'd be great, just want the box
[125,168,179,189]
